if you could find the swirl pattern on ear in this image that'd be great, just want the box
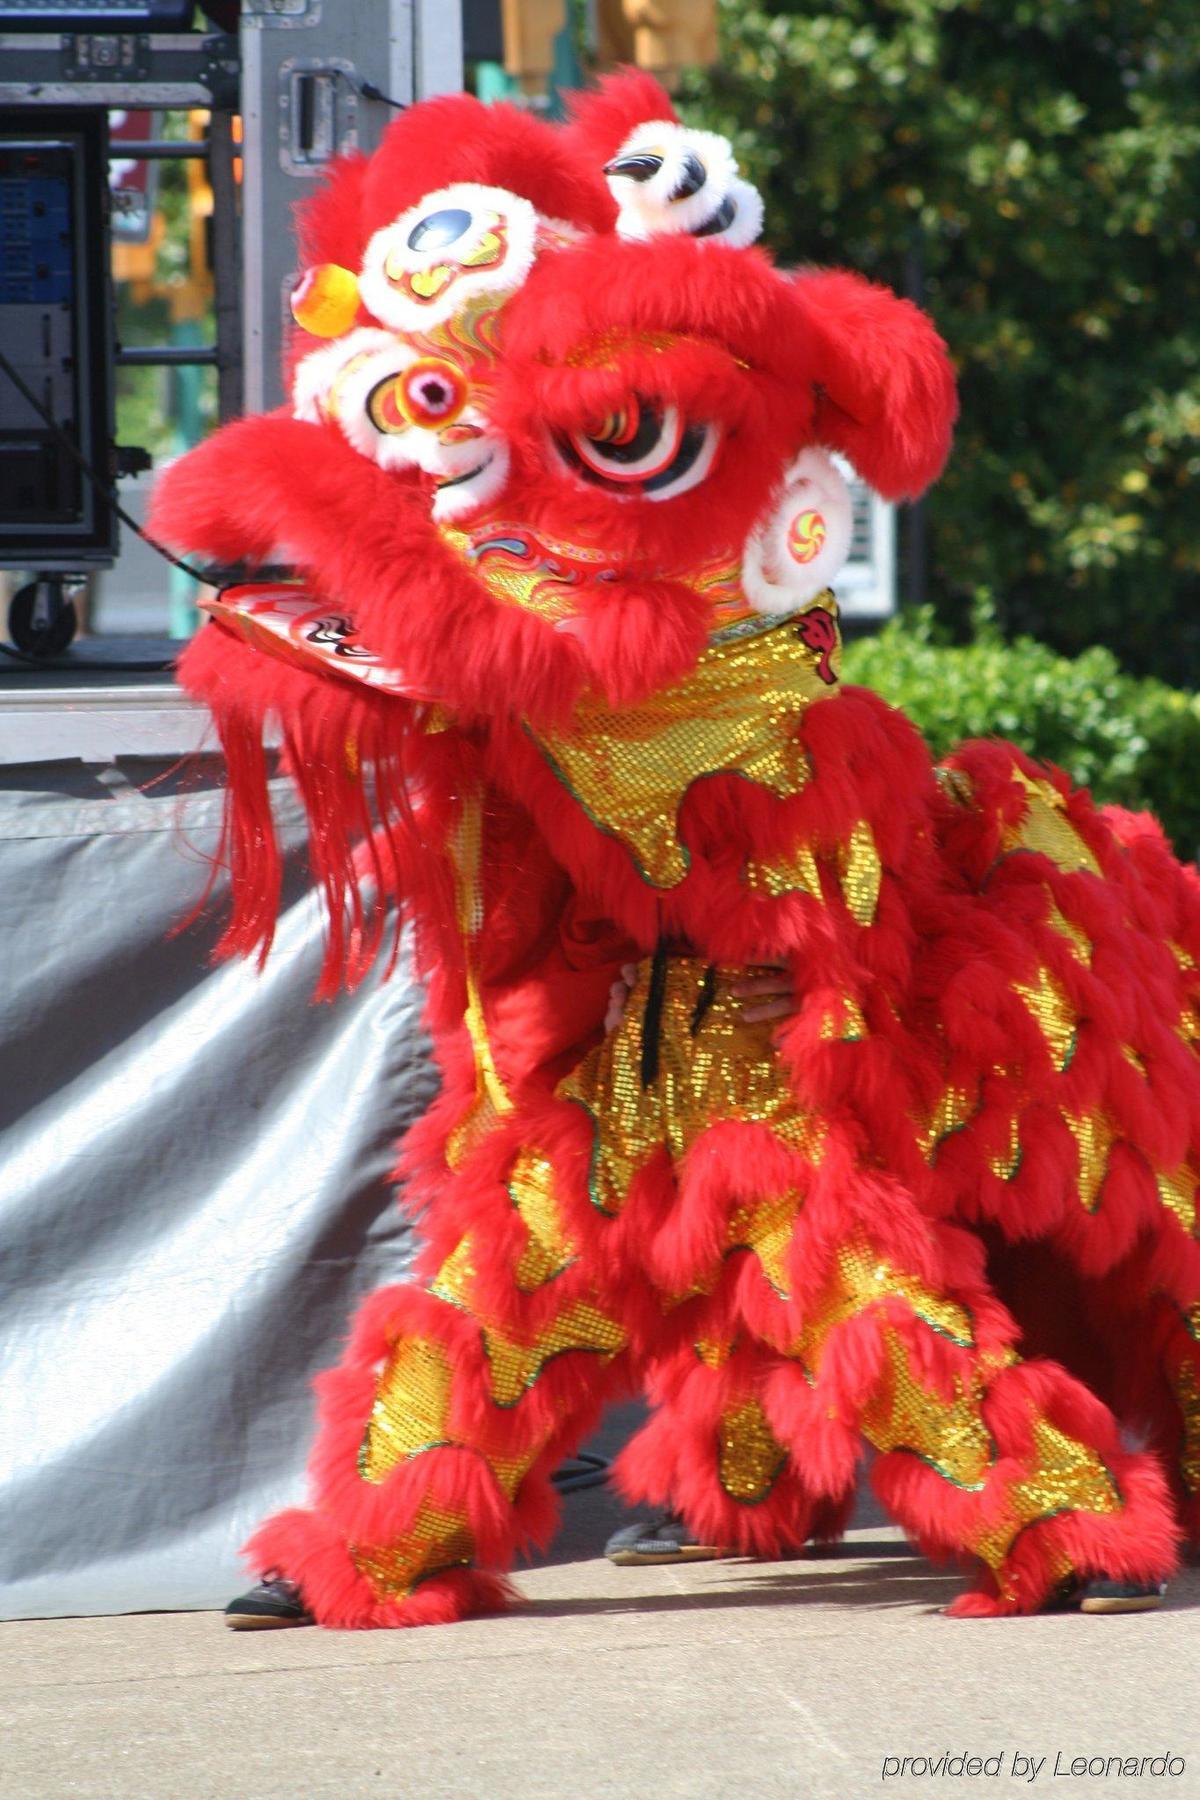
[742,449,853,615]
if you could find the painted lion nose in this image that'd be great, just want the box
[399,357,470,430]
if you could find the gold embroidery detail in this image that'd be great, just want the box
[860,1333,994,1490]
[526,606,840,890]
[1121,1043,1147,1076]
[1155,1164,1197,1236]
[973,1419,1121,1594]
[836,820,883,926]
[1005,767,1101,876]
[1064,1108,1115,1213]
[718,1397,788,1503]
[1169,941,1196,971]
[696,1336,735,1368]
[1013,964,1077,1071]
[352,1501,474,1600]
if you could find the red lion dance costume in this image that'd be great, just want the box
[154,73,1200,1627]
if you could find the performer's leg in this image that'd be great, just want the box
[756,1228,1180,1615]
[243,1221,633,1628]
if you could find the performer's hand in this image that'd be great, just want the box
[604,963,639,1032]
[732,963,795,1024]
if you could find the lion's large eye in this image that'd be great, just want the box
[557,399,720,500]
[359,182,540,332]
[407,207,473,252]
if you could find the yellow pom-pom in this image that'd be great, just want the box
[290,263,361,338]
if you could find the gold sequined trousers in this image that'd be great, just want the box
[278,954,1172,1622]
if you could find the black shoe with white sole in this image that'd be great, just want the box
[224,1574,313,1630]
[1078,1576,1168,1615]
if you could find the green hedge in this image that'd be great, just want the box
[842,604,1200,860]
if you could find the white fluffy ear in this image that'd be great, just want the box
[741,448,853,615]
[605,122,764,248]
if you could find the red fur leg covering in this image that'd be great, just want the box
[755,1265,1180,1616]
[614,1339,853,1556]
[245,1264,635,1628]
[1136,1297,1200,1551]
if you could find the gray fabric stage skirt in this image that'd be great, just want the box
[0,755,437,1619]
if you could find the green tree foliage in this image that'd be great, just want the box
[684,1,1200,684]
[843,602,1200,856]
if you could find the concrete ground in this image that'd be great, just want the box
[3,1407,1197,1800]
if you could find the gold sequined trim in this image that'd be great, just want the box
[726,1189,801,1298]
[526,605,840,890]
[1004,767,1101,876]
[445,788,513,1171]
[794,1234,977,1369]
[860,1333,995,1491]
[431,1240,627,1408]
[718,1397,789,1504]
[744,840,822,902]
[918,1085,976,1161]
[988,1114,1022,1182]
[351,1501,474,1602]
[508,1150,578,1289]
[696,1336,736,1368]
[359,1337,454,1484]
[1063,1108,1115,1213]
[1013,965,1077,1071]
[973,1419,1121,1596]
[1045,897,1092,966]
[818,993,868,1042]
[1155,1164,1198,1236]
[835,820,883,927]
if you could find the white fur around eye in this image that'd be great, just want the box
[291,328,401,425]
[606,122,764,249]
[358,182,540,332]
[742,448,853,614]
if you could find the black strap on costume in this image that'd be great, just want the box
[640,944,718,1087]
[640,939,670,1088]
[690,963,717,1036]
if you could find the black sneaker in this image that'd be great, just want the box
[604,1511,725,1566]
[1078,1576,1168,1615]
[224,1574,313,1630]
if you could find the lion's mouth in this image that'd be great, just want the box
[436,459,490,491]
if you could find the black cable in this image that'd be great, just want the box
[0,345,211,586]
[337,70,407,110]
[551,1452,610,1494]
